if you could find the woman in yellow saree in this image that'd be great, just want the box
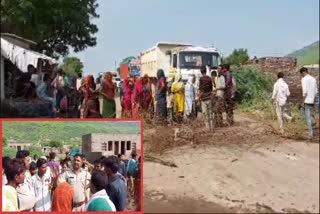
[171,72,185,123]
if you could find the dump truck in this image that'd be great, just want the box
[140,42,222,81]
[120,58,140,80]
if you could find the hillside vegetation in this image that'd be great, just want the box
[287,41,319,66]
[2,121,140,144]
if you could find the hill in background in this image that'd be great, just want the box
[286,41,319,66]
[2,121,140,144]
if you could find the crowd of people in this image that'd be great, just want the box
[2,150,141,212]
[81,64,237,130]
[272,67,318,140]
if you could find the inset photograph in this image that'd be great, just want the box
[1,120,142,212]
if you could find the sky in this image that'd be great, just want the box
[69,0,319,76]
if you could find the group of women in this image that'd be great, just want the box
[81,69,201,122]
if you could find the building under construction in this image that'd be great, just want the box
[82,133,141,162]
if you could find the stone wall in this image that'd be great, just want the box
[247,57,297,74]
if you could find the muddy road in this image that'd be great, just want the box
[143,113,319,213]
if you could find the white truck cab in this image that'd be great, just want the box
[166,46,222,81]
[140,42,222,82]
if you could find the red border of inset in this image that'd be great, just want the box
[0,118,144,214]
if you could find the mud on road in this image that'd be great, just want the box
[143,113,319,213]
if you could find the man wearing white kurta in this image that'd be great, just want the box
[272,72,292,134]
[300,67,318,139]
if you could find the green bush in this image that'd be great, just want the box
[2,147,17,159]
[27,146,44,158]
[233,66,275,107]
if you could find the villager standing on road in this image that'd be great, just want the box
[52,182,74,211]
[2,159,26,211]
[30,158,52,211]
[85,171,116,211]
[83,75,101,118]
[172,72,185,123]
[58,154,91,211]
[103,157,127,211]
[135,74,153,118]
[121,76,135,118]
[212,67,226,127]
[15,150,36,211]
[101,72,116,118]
[272,72,292,134]
[156,69,167,120]
[199,66,213,130]
[185,75,196,120]
[300,67,318,140]
[166,78,174,123]
[223,64,235,125]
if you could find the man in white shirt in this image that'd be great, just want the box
[272,72,292,134]
[300,67,318,140]
[212,68,226,127]
[30,158,52,211]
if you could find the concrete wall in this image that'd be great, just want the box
[82,134,92,152]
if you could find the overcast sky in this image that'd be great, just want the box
[68,0,319,76]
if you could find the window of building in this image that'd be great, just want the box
[108,141,113,151]
[101,142,107,151]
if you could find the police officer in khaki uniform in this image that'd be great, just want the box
[58,154,91,211]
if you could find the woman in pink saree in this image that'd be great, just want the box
[133,75,153,118]
[121,77,134,117]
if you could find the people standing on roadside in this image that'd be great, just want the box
[52,182,74,211]
[127,153,137,194]
[15,150,36,211]
[166,79,174,123]
[85,171,116,211]
[60,160,69,174]
[2,156,11,186]
[117,154,127,178]
[100,72,116,118]
[64,152,72,168]
[121,75,135,118]
[199,66,213,130]
[30,158,52,211]
[32,154,39,164]
[223,64,235,125]
[212,66,226,127]
[185,75,196,120]
[156,69,167,120]
[2,159,26,211]
[133,156,141,211]
[300,67,318,140]
[29,162,38,176]
[272,72,292,134]
[103,157,127,211]
[58,154,91,211]
[83,75,101,118]
[172,72,185,123]
[48,152,60,174]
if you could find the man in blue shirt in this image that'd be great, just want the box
[103,157,127,211]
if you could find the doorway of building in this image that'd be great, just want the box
[121,141,125,155]
[114,141,119,155]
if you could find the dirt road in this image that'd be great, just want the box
[143,113,319,213]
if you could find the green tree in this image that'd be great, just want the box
[224,49,250,66]
[62,57,84,77]
[120,56,135,65]
[27,146,44,158]
[2,147,17,159]
[49,141,63,148]
[1,0,99,58]
[3,136,8,147]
